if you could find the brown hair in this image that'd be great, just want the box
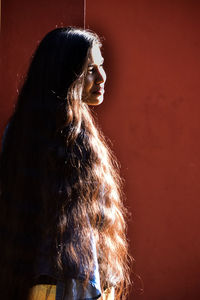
[0,27,131,299]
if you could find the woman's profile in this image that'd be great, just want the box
[0,27,131,300]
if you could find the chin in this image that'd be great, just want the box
[86,96,104,106]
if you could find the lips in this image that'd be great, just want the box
[93,88,104,94]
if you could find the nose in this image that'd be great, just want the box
[95,67,106,85]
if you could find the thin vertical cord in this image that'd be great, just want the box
[0,0,1,32]
[84,0,86,29]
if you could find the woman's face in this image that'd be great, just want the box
[82,45,106,106]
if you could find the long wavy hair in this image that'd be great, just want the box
[0,27,131,299]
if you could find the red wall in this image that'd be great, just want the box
[86,1,200,299]
[1,1,200,299]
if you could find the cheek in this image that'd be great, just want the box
[84,76,94,93]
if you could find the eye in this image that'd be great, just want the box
[87,66,95,74]
[87,64,104,74]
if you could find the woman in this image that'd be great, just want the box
[0,27,131,300]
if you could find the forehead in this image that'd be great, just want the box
[88,45,104,65]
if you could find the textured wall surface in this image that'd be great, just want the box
[1,1,200,299]
[86,1,200,299]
